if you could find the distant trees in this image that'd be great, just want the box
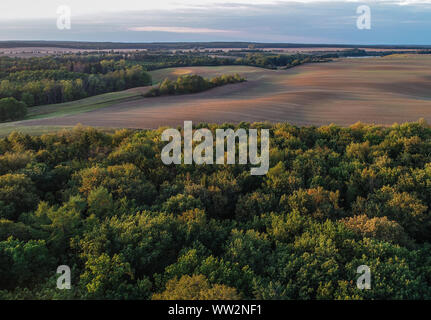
[144,74,245,97]
[0,97,27,122]
[0,50,334,114]
[235,53,329,69]
[0,56,152,110]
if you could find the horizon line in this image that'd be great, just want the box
[0,40,430,48]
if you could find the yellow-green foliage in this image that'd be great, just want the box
[152,274,241,300]
[1,121,431,300]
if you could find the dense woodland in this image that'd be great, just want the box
[0,120,431,299]
[0,56,152,108]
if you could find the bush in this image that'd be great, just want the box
[0,97,27,122]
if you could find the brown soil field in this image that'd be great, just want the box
[12,55,431,129]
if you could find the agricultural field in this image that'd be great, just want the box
[2,54,431,136]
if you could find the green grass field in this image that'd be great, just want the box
[25,90,142,120]
[0,88,147,136]
[0,124,127,137]
[0,125,73,137]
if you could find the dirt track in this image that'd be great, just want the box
[15,56,431,128]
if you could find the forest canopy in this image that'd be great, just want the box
[0,120,431,300]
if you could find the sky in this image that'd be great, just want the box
[1,0,431,45]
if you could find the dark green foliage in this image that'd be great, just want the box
[0,56,152,108]
[236,53,329,69]
[1,120,431,299]
[0,173,39,220]
[0,97,27,122]
[144,73,246,98]
[0,237,55,290]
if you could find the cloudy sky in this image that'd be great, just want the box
[1,0,431,44]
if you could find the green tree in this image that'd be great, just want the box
[153,274,241,300]
[0,174,39,220]
[0,97,27,122]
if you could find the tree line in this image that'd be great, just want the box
[0,65,151,109]
[2,41,429,50]
[144,74,246,97]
